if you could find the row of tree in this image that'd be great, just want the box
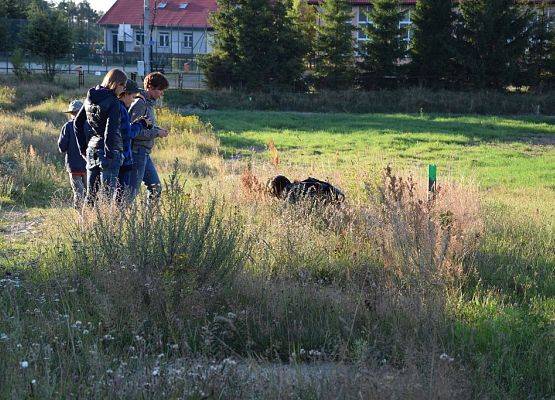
[202,0,554,91]
[0,0,102,80]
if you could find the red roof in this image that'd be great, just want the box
[98,0,216,28]
[99,0,554,27]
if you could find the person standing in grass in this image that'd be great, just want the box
[58,100,87,209]
[74,68,127,205]
[116,79,152,202]
[128,72,170,201]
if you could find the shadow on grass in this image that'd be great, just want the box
[198,111,555,153]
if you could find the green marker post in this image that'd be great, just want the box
[428,164,437,193]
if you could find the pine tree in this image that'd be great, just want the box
[410,0,455,87]
[526,0,554,89]
[313,0,355,90]
[455,0,533,89]
[201,0,307,90]
[288,0,318,67]
[358,0,404,89]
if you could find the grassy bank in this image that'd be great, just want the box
[165,88,555,115]
[1,80,554,399]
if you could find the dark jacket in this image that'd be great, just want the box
[128,90,162,153]
[284,178,345,204]
[119,101,144,166]
[74,86,122,158]
[58,120,86,173]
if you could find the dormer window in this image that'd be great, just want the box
[179,3,188,9]
[158,2,167,8]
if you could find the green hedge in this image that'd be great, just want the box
[165,88,555,115]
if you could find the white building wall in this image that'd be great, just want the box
[102,25,212,55]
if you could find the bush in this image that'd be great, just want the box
[165,88,555,115]
[66,169,250,345]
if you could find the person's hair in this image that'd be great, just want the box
[101,69,128,91]
[144,72,169,91]
[267,175,291,197]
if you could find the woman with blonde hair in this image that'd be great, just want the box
[74,68,127,205]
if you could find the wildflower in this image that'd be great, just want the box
[31,379,36,385]
[106,369,113,374]
[152,367,160,376]
[0,333,8,341]
[171,344,179,350]
[309,350,323,358]
[440,353,454,363]
[227,312,236,319]
[103,334,114,341]
[223,358,237,366]
[82,330,89,335]
[20,361,29,369]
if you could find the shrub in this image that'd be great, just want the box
[165,88,555,115]
[65,169,250,345]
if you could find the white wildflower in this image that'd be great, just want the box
[82,330,89,335]
[227,312,236,319]
[152,367,160,376]
[31,379,36,385]
[20,361,29,369]
[439,353,454,363]
[223,357,237,366]
[171,344,179,350]
[0,333,8,341]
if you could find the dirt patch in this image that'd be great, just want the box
[0,209,44,240]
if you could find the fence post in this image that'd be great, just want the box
[78,68,85,88]
[428,164,437,194]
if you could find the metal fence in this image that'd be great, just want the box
[0,52,206,89]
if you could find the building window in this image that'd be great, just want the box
[135,31,144,46]
[183,33,193,49]
[358,6,371,24]
[399,8,412,46]
[159,32,170,48]
[357,29,368,41]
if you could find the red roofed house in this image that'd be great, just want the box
[99,0,554,57]
[98,0,216,56]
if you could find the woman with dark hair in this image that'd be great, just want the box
[74,68,128,205]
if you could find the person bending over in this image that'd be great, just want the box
[266,175,345,204]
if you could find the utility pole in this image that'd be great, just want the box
[143,0,151,75]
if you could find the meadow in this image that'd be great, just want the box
[0,78,553,399]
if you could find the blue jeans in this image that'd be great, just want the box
[85,147,124,205]
[129,147,161,201]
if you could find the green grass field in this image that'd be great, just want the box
[201,110,555,209]
[1,81,554,399]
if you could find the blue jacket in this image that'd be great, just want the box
[58,120,86,173]
[119,101,143,166]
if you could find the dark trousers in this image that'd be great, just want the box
[85,147,123,205]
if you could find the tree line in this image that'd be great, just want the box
[0,0,102,80]
[202,0,554,91]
